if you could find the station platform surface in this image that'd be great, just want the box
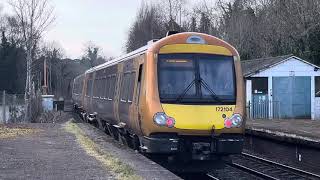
[0,112,180,180]
[245,119,320,148]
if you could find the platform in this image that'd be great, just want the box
[0,112,180,180]
[245,119,320,148]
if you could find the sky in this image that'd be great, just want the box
[2,0,143,59]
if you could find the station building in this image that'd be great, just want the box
[242,55,320,120]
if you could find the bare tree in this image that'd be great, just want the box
[165,0,187,30]
[81,42,106,68]
[126,2,166,52]
[9,0,55,120]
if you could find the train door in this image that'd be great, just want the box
[118,59,135,128]
[84,73,93,112]
[114,65,123,125]
[89,72,96,113]
[132,56,145,134]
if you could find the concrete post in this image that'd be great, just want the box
[2,91,6,123]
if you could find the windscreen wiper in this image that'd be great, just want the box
[175,78,196,103]
[199,78,223,103]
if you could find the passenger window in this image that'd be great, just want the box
[108,76,114,100]
[128,72,136,103]
[97,79,101,97]
[110,75,116,99]
[98,79,103,98]
[120,73,129,102]
[93,79,98,97]
[104,77,109,98]
[80,80,83,94]
[86,79,92,96]
[75,82,79,94]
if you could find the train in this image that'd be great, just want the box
[72,32,245,170]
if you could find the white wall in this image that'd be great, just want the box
[315,97,320,120]
[0,106,10,123]
[247,57,320,120]
[252,58,320,77]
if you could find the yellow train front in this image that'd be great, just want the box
[72,32,245,168]
[139,32,245,162]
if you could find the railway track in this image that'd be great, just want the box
[220,152,320,180]
[76,112,319,180]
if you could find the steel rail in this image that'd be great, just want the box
[242,152,320,179]
[206,173,220,180]
[228,162,280,180]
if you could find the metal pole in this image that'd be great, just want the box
[43,57,48,95]
[2,91,6,123]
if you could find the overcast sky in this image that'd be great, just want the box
[2,0,143,59]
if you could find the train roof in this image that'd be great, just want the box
[85,43,152,74]
[81,31,239,76]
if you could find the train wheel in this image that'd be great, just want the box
[104,124,111,135]
[93,120,99,128]
[132,135,140,151]
[118,130,129,146]
[110,126,119,141]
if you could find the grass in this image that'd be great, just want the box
[0,125,39,139]
[64,120,143,180]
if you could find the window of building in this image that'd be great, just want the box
[252,77,268,94]
[316,76,320,97]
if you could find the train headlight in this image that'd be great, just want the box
[231,114,242,127]
[166,117,175,128]
[153,112,175,128]
[224,114,242,128]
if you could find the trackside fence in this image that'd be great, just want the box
[0,90,42,123]
[246,100,281,119]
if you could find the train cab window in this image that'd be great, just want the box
[158,54,236,103]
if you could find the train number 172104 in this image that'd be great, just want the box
[216,107,233,112]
